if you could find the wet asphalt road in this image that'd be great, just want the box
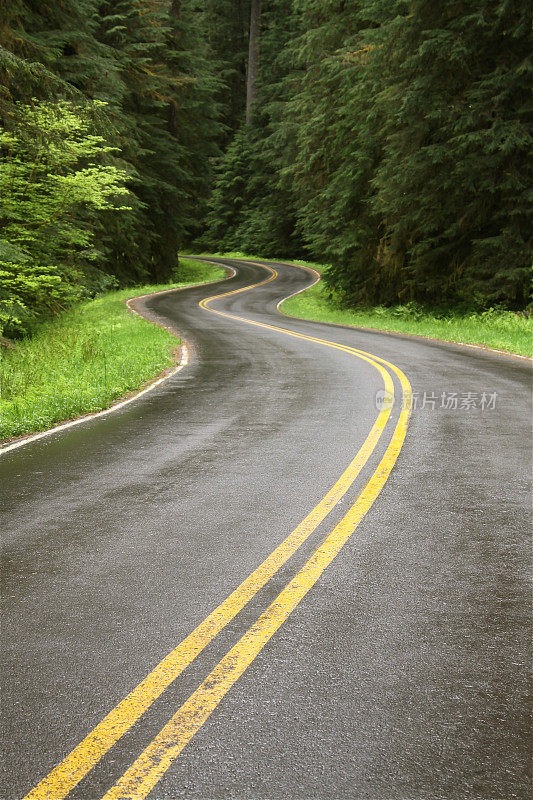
[1,258,531,800]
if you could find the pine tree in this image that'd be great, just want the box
[202,0,250,147]
[1,0,223,333]
[94,0,222,281]
[2,0,531,315]
[283,0,391,298]
[370,0,533,307]
[203,0,305,257]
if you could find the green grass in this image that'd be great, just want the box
[192,253,531,358]
[281,279,532,358]
[0,259,226,442]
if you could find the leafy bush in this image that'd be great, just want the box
[0,99,131,336]
[0,261,84,338]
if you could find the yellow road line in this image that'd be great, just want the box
[101,350,412,800]
[22,262,399,800]
[200,262,410,388]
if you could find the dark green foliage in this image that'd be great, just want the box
[202,126,255,251]
[203,0,532,310]
[366,0,533,308]
[202,0,305,258]
[202,0,250,146]
[2,0,531,329]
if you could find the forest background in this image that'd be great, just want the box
[0,0,531,342]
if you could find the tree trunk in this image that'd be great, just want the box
[168,0,182,136]
[245,0,261,124]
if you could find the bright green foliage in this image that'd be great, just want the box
[0,100,130,335]
[0,262,83,338]
[1,101,130,258]
[1,0,222,335]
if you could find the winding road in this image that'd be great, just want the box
[1,258,531,800]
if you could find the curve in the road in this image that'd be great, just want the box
[21,260,411,800]
[0,272,240,457]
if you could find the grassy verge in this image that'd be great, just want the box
[0,259,226,442]
[281,279,532,358]
[192,253,531,358]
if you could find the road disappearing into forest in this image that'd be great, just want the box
[1,258,531,800]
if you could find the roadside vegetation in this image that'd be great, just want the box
[199,253,532,358]
[1,3,530,441]
[0,260,226,442]
[280,276,532,359]
[1,2,220,343]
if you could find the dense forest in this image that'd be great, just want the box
[1,0,531,338]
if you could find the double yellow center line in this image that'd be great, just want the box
[22,261,411,800]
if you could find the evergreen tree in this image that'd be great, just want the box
[283,0,391,297]
[1,0,222,330]
[2,0,531,319]
[370,0,532,307]
[203,0,305,257]
[203,0,531,309]
[202,0,250,147]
